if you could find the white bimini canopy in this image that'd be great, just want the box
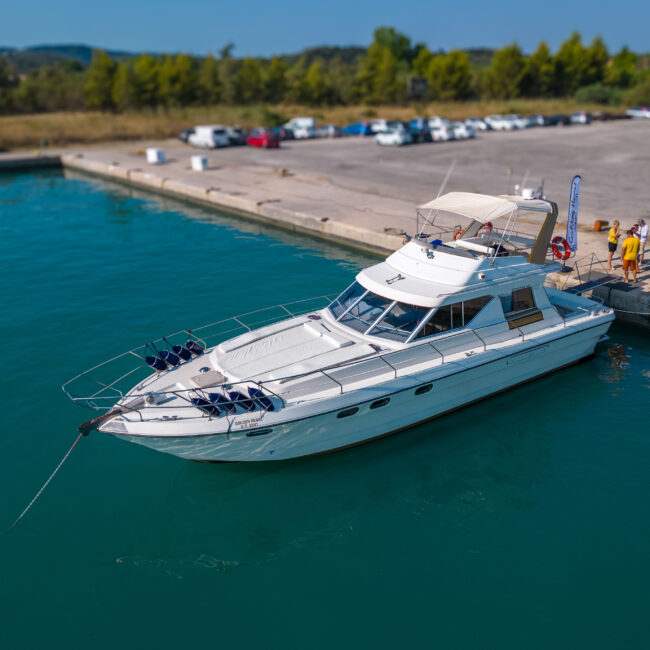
[418,192,552,224]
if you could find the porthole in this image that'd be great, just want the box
[370,398,390,409]
[415,384,433,395]
[337,407,359,419]
[245,428,273,437]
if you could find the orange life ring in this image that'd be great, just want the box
[453,230,463,240]
[551,236,571,261]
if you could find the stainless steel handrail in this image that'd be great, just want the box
[64,291,604,420]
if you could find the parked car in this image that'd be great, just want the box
[369,119,390,133]
[246,128,280,148]
[178,127,195,143]
[570,111,592,125]
[375,124,413,146]
[464,117,490,131]
[547,114,571,126]
[427,116,450,130]
[526,114,548,127]
[188,125,230,148]
[316,124,343,138]
[449,122,475,139]
[505,114,529,129]
[224,126,247,145]
[283,117,316,139]
[484,115,514,131]
[430,124,453,141]
[626,107,650,119]
[343,121,373,135]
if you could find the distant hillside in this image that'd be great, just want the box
[0,44,134,74]
[1,42,494,75]
[279,46,367,67]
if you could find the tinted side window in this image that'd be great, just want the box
[420,304,452,336]
[510,288,535,312]
[463,296,491,323]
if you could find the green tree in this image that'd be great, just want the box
[0,59,17,113]
[112,62,138,111]
[485,44,526,98]
[583,36,608,86]
[427,50,473,100]
[198,54,221,104]
[520,41,554,97]
[264,56,287,103]
[411,46,434,77]
[218,44,237,104]
[373,26,413,64]
[235,57,263,104]
[373,48,403,103]
[605,46,638,87]
[553,32,588,95]
[132,54,159,107]
[303,60,330,104]
[158,54,197,106]
[85,50,117,110]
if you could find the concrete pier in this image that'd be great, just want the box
[1,119,649,326]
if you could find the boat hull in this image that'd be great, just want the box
[107,320,611,461]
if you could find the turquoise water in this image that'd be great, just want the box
[1,170,649,649]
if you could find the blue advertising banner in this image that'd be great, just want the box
[566,175,581,252]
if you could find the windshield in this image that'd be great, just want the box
[339,292,393,334]
[367,302,431,342]
[329,282,367,320]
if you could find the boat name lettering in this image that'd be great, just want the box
[235,415,264,429]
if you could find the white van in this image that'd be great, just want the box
[188,125,230,148]
[283,117,316,139]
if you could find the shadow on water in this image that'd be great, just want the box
[63,167,381,268]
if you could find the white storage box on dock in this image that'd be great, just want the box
[191,155,208,171]
[146,148,166,164]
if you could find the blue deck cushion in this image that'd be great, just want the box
[191,396,222,416]
[229,391,256,412]
[158,350,180,367]
[172,345,192,361]
[146,356,167,371]
[209,392,236,414]
[248,386,275,411]
[186,339,204,356]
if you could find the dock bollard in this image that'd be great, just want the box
[191,155,208,171]
[146,148,166,164]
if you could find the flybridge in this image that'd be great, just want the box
[415,191,559,266]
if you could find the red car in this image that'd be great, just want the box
[246,128,280,148]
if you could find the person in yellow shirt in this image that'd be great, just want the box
[607,220,620,270]
[621,229,640,283]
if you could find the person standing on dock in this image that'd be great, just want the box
[621,230,640,283]
[636,219,648,266]
[607,220,620,270]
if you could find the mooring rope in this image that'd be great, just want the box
[612,307,650,316]
[1,432,84,537]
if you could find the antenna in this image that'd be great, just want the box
[515,169,530,197]
[437,159,456,199]
[417,159,456,237]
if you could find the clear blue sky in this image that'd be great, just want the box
[3,0,649,56]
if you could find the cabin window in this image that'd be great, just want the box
[329,282,367,320]
[414,296,491,339]
[367,302,431,342]
[338,291,393,334]
[504,288,536,317]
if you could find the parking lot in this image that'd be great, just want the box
[183,119,648,226]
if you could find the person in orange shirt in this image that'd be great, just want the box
[621,229,640,283]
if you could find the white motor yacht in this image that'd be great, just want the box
[64,192,614,461]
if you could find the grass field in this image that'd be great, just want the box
[0,100,624,150]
